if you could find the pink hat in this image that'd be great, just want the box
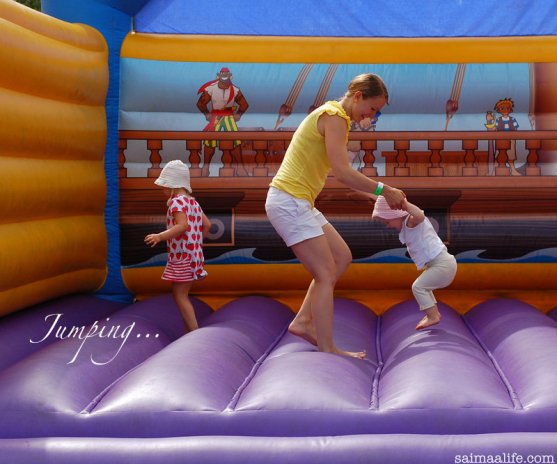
[372,196,408,220]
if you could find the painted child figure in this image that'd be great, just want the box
[372,197,457,330]
[347,113,379,171]
[145,160,211,332]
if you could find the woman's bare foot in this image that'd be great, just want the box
[327,347,367,359]
[288,319,318,346]
[416,308,441,330]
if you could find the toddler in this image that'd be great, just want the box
[372,196,457,330]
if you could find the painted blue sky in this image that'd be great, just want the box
[120,59,531,132]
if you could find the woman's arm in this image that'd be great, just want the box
[321,114,405,208]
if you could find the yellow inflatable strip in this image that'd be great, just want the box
[123,263,557,314]
[0,269,107,318]
[184,289,557,316]
[0,217,107,292]
[0,0,106,51]
[0,157,105,224]
[123,263,557,292]
[122,33,557,64]
[0,88,106,160]
[0,0,109,317]
[0,18,108,105]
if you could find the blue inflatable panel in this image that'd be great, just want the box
[135,0,557,37]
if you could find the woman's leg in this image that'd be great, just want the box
[288,283,319,345]
[290,223,352,345]
[172,281,198,332]
[290,227,363,358]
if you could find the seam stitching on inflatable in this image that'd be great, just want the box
[225,320,290,412]
[462,316,523,410]
[80,362,146,414]
[369,316,384,410]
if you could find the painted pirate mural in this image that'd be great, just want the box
[196,67,250,176]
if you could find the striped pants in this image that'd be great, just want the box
[204,115,241,148]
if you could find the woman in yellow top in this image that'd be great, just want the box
[265,73,405,359]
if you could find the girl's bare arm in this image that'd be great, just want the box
[201,213,212,239]
[144,211,188,247]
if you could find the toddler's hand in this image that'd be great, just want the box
[359,117,372,130]
[144,234,161,248]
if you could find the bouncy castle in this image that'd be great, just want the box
[1,0,557,462]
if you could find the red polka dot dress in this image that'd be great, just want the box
[162,194,207,282]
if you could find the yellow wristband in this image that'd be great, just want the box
[374,182,384,196]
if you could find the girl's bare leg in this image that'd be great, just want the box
[172,281,198,332]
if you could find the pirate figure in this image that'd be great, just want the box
[197,67,249,176]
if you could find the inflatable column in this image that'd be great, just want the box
[0,1,109,315]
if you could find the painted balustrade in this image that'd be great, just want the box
[118,130,555,179]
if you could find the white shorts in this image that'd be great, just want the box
[265,187,328,247]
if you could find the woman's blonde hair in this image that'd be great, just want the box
[346,73,389,103]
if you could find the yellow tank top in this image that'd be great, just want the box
[270,100,350,207]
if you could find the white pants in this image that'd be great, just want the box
[412,250,457,310]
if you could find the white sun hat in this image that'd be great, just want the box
[154,160,192,193]
[372,196,408,220]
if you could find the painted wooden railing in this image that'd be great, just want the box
[119,130,557,178]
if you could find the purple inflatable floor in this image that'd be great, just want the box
[1,294,556,462]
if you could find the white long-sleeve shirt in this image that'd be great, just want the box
[399,216,447,270]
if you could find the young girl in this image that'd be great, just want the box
[265,73,405,358]
[145,160,211,332]
[372,196,457,330]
